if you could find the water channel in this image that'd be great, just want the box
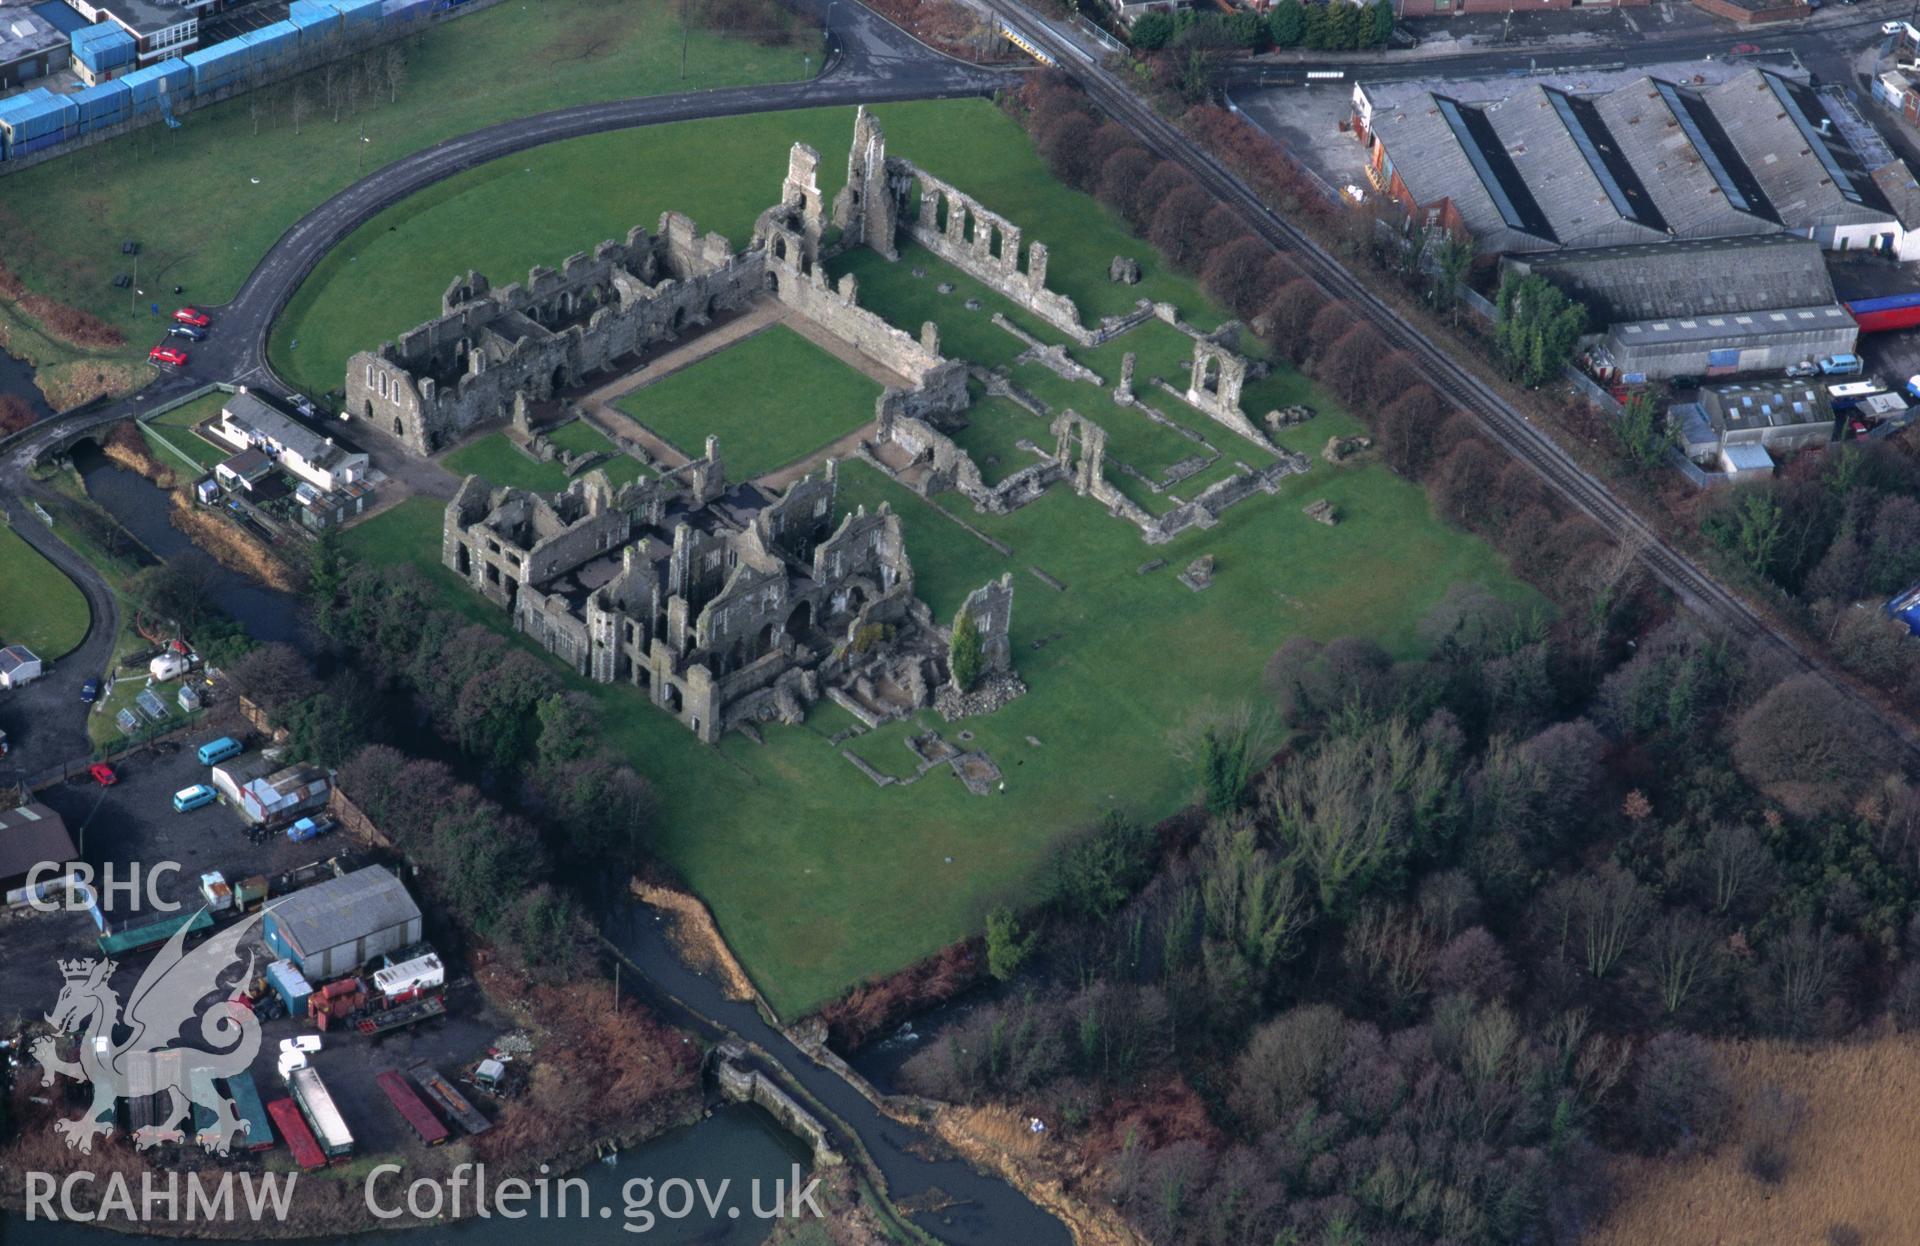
[18,414,1070,1245]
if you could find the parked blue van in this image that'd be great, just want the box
[195,736,243,766]
[172,784,216,813]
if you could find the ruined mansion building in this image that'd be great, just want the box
[411,111,1040,742]
[363,109,1294,741]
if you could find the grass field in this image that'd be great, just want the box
[0,0,815,381]
[349,441,1533,1013]
[444,433,572,493]
[614,325,879,480]
[1591,1037,1920,1246]
[269,99,1218,399]
[139,393,233,474]
[326,97,1537,1014]
[0,523,90,658]
[546,420,651,488]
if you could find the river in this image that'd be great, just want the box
[0,346,55,423]
[603,906,1071,1246]
[71,441,304,648]
[39,440,1069,1245]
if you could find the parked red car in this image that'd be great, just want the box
[172,307,211,327]
[88,764,116,787]
[149,345,188,368]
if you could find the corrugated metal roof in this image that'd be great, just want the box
[1511,236,1836,322]
[266,866,419,957]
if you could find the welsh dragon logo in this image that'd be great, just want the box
[32,910,264,1155]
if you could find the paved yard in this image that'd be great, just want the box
[6,737,509,1159]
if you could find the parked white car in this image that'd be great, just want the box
[1884,20,1906,35]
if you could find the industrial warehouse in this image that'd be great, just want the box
[1503,236,1859,380]
[1354,62,1920,258]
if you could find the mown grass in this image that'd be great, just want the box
[0,0,815,377]
[613,325,879,480]
[0,522,90,658]
[269,99,1221,400]
[443,433,572,493]
[349,441,1534,1014]
[139,393,232,474]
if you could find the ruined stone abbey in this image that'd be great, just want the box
[369,108,1307,741]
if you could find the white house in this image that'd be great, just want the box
[213,391,369,494]
[0,645,42,689]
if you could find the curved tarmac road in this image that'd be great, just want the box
[0,6,1014,771]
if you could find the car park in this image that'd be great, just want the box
[172,784,216,813]
[149,345,188,368]
[172,307,211,327]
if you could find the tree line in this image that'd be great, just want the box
[223,542,660,974]
[986,73,1920,1244]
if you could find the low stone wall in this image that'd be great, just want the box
[712,1043,843,1166]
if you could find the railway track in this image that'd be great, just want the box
[1005,8,1920,761]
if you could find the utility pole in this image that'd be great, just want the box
[680,0,690,79]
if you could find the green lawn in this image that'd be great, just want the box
[268,99,1222,400]
[140,392,234,474]
[444,433,572,493]
[326,97,1541,1016]
[948,394,1049,485]
[348,446,1537,1014]
[0,0,815,376]
[614,325,880,480]
[546,420,651,488]
[0,522,91,658]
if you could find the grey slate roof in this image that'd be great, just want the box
[1509,235,1835,321]
[265,865,419,954]
[0,644,38,675]
[223,392,356,472]
[0,803,75,885]
[1607,303,1854,347]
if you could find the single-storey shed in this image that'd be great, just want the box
[263,866,421,981]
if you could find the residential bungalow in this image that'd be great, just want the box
[214,447,274,494]
[212,391,369,494]
[0,644,43,689]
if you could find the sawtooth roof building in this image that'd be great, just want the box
[1355,63,1920,259]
